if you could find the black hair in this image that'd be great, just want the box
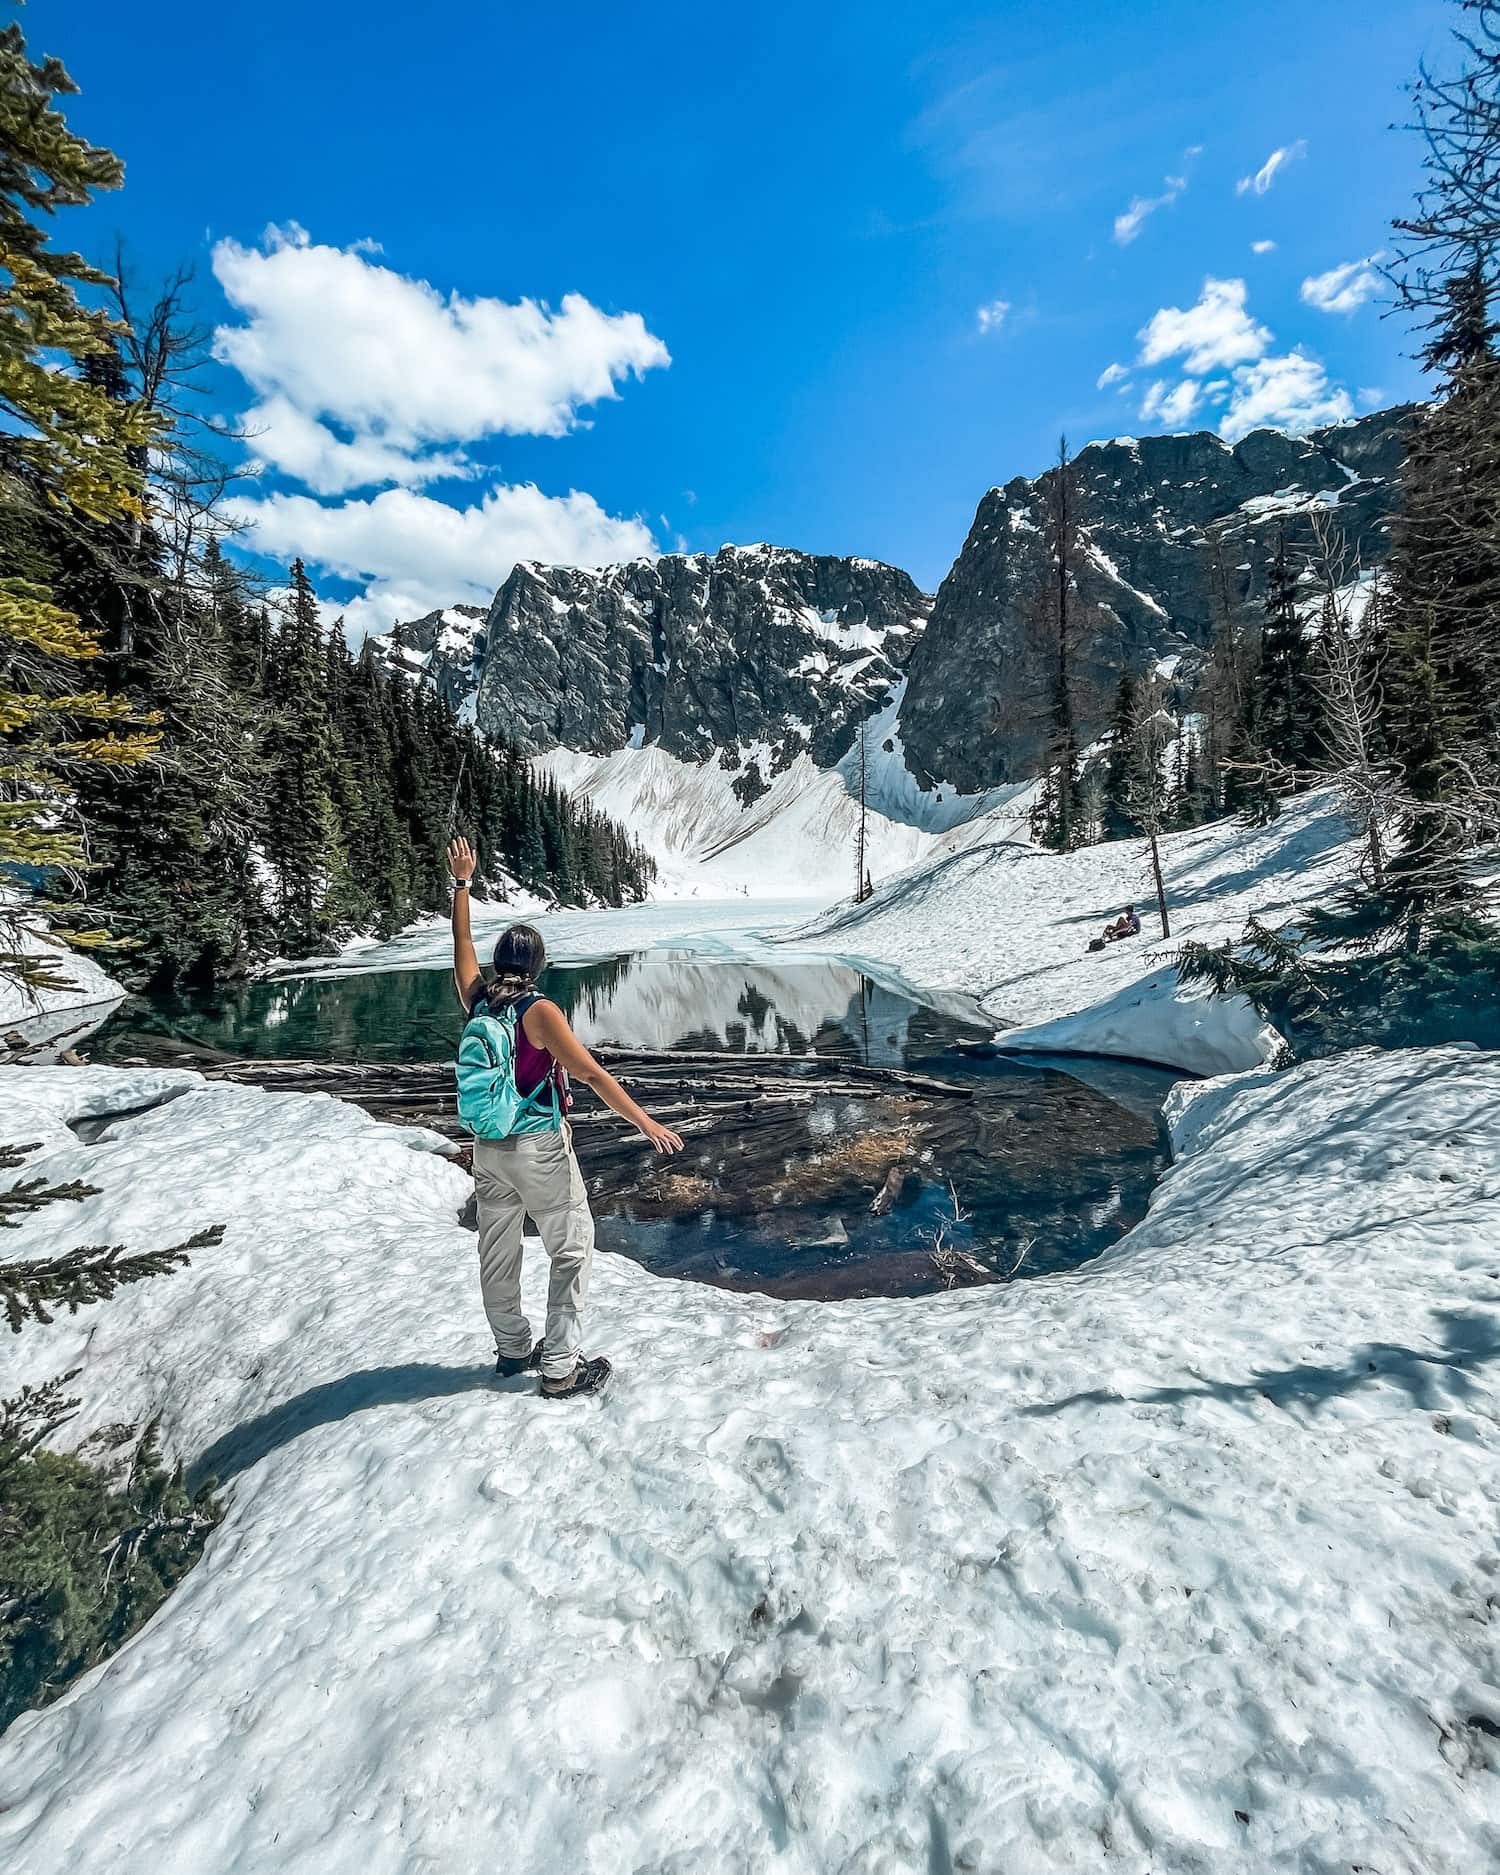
[488,923,547,1004]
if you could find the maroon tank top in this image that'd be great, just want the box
[474,989,569,1104]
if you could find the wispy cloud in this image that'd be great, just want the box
[1114,175,1187,246]
[1112,148,1200,246]
[1300,253,1385,314]
[1251,239,1277,255]
[975,297,1011,334]
[1096,361,1131,389]
[1235,140,1307,196]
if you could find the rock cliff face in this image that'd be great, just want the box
[895,407,1415,791]
[388,546,929,800]
[378,408,1413,805]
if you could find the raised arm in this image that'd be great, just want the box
[526,1000,685,1154]
[447,836,484,1010]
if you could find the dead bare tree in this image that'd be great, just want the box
[107,244,252,594]
[1124,679,1175,939]
[1303,514,1405,889]
[852,715,873,901]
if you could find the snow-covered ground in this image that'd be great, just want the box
[3,1046,1498,1872]
[795,792,1360,1074]
[0,909,124,1061]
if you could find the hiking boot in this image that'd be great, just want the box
[539,1354,612,1400]
[495,1339,544,1380]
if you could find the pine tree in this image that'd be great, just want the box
[1256,527,1323,781]
[0,19,160,995]
[1012,437,1096,850]
[262,561,344,953]
[1099,671,1138,841]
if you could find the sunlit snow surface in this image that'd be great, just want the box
[2,1049,1499,1872]
[796,791,1362,1074]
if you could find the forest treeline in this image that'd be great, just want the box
[5,476,656,986]
[5,466,656,987]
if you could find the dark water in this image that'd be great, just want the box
[95,954,1181,1300]
[93,952,982,1069]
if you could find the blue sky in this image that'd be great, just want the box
[38,0,1452,631]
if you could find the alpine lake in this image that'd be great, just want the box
[94,951,1181,1303]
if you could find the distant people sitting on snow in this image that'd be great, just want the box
[1088,904,1141,952]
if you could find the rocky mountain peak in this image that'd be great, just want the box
[375,405,1414,810]
[895,405,1415,791]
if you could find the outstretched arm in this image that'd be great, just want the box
[447,836,484,1010]
[526,1001,686,1154]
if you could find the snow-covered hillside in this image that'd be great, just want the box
[3,1045,1499,1873]
[795,791,1360,1074]
[534,684,1025,896]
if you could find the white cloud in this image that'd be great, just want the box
[1251,239,1277,255]
[1127,275,1355,443]
[224,483,658,642]
[1300,253,1385,314]
[1139,377,1204,427]
[1112,170,1189,245]
[1096,361,1130,389]
[975,297,1011,333]
[1138,277,1272,374]
[1357,385,1385,408]
[212,225,671,495]
[1235,140,1307,196]
[1218,350,1354,441]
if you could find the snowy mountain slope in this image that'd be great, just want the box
[792,791,1360,1074]
[533,706,1027,897]
[3,1047,1499,1873]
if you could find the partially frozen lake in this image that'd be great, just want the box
[97,937,1180,1301]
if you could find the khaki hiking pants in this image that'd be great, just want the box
[472,1125,595,1381]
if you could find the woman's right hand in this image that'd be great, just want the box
[447,835,477,882]
[640,1118,686,1154]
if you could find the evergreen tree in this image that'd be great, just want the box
[262,561,344,953]
[1099,671,1139,841]
[0,18,160,996]
[1256,527,1323,781]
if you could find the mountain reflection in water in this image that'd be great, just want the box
[96,954,1181,1301]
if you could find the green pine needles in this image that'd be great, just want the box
[0,1140,223,1333]
[0,1375,221,1732]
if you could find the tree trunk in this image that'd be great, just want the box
[1148,832,1170,939]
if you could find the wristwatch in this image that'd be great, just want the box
[451,877,471,891]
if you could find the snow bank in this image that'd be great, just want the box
[3,1047,1500,1872]
[794,793,1356,1074]
[0,909,124,1061]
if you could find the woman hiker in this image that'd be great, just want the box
[447,836,685,1399]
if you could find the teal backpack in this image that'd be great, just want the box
[456,993,563,1140]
